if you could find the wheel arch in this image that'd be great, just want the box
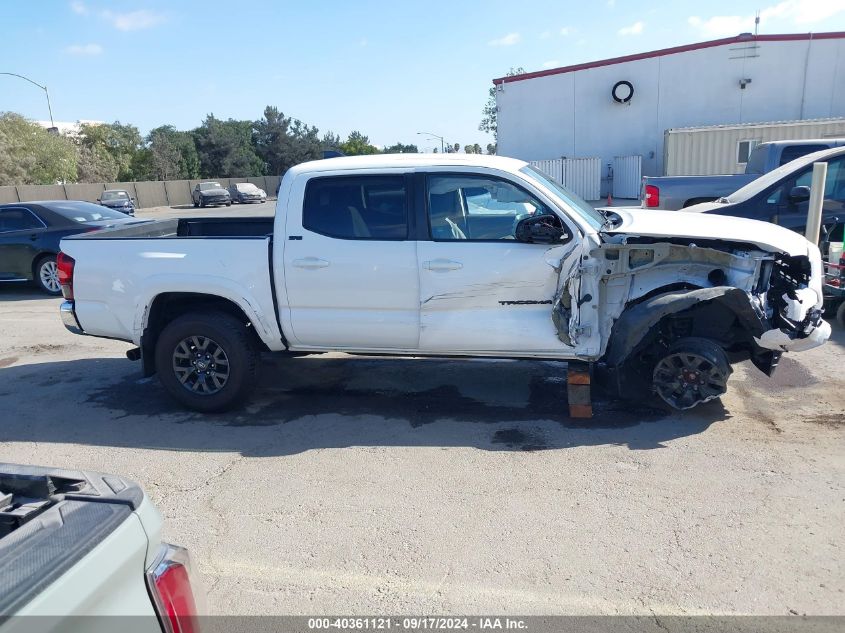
[140,292,270,376]
[600,286,773,398]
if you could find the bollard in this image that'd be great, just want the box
[805,162,827,245]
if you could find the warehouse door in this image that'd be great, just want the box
[612,155,642,199]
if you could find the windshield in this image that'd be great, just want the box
[199,182,222,190]
[44,201,129,223]
[100,190,129,201]
[726,148,841,203]
[519,165,605,230]
[236,183,259,191]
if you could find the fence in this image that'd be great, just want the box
[0,175,282,209]
[529,157,601,201]
[612,155,642,199]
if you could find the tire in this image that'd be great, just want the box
[192,196,199,208]
[651,337,732,410]
[34,255,61,295]
[154,311,259,412]
[226,201,232,207]
[199,197,206,208]
[836,301,845,329]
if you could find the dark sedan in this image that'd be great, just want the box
[97,189,136,215]
[0,200,140,294]
[192,182,231,208]
[686,146,845,246]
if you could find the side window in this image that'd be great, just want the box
[0,208,44,232]
[427,175,552,241]
[795,158,845,199]
[303,176,407,240]
[779,144,828,166]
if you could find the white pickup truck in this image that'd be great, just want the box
[58,155,830,412]
[0,463,202,633]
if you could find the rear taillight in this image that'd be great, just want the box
[644,184,660,208]
[146,544,203,633]
[56,252,75,300]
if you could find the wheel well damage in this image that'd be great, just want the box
[599,286,780,398]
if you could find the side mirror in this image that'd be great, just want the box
[789,185,811,203]
[95,198,101,202]
[515,214,568,244]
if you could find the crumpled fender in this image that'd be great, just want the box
[602,286,766,368]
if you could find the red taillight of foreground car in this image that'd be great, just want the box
[56,252,75,300]
[644,184,660,208]
[146,544,202,633]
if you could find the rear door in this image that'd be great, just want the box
[416,170,579,354]
[282,170,420,349]
[0,207,48,280]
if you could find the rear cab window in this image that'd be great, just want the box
[303,175,408,240]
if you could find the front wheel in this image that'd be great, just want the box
[651,337,732,410]
[34,255,62,295]
[836,301,845,329]
[154,311,259,412]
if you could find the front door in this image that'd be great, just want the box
[777,156,845,242]
[282,172,420,349]
[416,172,579,354]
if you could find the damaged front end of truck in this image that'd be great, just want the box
[554,223,831,409]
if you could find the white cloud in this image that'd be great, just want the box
[66,43,102,55]
[560,26,572,36]
[101,9,166,31]
[542,60,561,68]
[539,30,551,39]
[488,32,521,46]
[618,21,644,35]
[70,1,87,15]
[607,0,616,7]
[688,0,845,38]
[359,38,368,47]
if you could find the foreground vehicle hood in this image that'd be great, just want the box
[607,208,811,256]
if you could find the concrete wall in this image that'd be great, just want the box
[0,175,281,208]
[497,36,845,186]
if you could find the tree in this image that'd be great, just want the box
[253,106,322,176]
[486,143,496,155]
[76,144,117,182]
[383,142,418,154]
[192,114,263,178]
[321,131,342,152]
[78,121,143,181]
[147,125,200,180]
[479,67,524,141]
[340,131,380,156]
[464,143,483,154]
[0,112,77,185]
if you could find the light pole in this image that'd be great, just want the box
[1,72,56,133]
[417,131,445,153]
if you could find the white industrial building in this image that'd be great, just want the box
[495,31,845,199]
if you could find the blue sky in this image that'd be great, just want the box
[3,0,845,151]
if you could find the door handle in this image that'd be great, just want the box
[423,259,463,272]
[29,234,38,241]
[292,257,330,269]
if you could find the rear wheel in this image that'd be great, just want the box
[34,255,61,295]
[836,301,845,329]
[651,337,732,410]
[154,311,259,412]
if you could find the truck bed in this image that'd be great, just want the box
[73,216,275,239]
[0,464,144,614]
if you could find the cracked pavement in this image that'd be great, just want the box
[0,259,843,615]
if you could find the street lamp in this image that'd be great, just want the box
[417,131,445,153]
[0,72,57,133]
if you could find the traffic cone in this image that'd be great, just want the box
[606,192,613,206]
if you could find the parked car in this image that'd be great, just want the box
[228,182,267,204]
[97,189,136,215]
[58,154,829,412]
[0,462,202,629]
[0,200,139,294]
[192,182,231,208]
[642,139,845,210]
[685,146,845,246]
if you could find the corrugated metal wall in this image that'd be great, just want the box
[529,157,601,200]
[612,155,642,198]
[665,119,845,176]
